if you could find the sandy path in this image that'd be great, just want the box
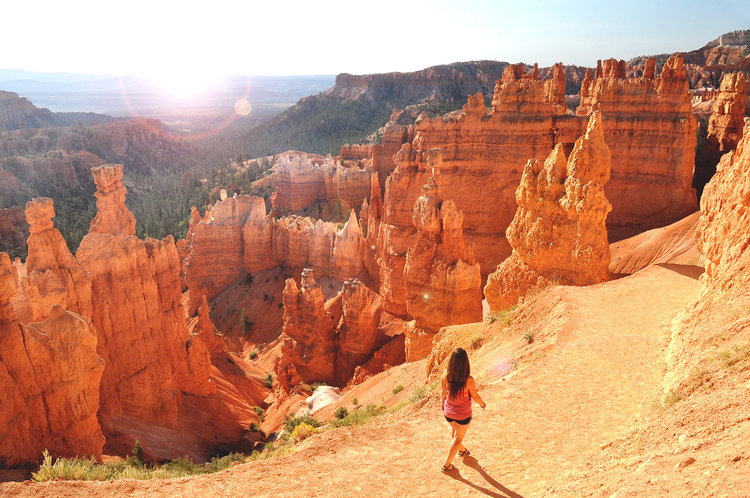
[2,264,700,497]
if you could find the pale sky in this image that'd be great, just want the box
[2,0,749,77]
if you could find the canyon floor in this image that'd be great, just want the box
[3,263,749,497]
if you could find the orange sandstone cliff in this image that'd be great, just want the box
[694,72,747,198]
[0,252,104,466]
[402,175,482,356]
[76,164,255,461]
[22,197,92,322]
[666,123,750,391]
[375,57,696,316]
[485,111,612,311]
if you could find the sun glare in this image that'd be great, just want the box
[148,70,219,100]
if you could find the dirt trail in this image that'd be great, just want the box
[1,265,701,497]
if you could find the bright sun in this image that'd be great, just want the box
[148,70,219,100]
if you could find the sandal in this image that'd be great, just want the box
[458,449,470,457]
[441,464,455,472]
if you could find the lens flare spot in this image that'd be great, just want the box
[422,293,430,300]
[235,98,252,116]
[494,358,512,377]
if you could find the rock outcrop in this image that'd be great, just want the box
[77,164,250,460]
[665,116,750,393]
[88,164,136,236]
[403,177,482,341]
[575,56,696,235]
[277,269,339,385]
[485,112,612,310]
[377,57,696,315]
[277,270,391,388]
[694,72,747,199]
[187,195,368,314]
[22,197,92,322]
[270,153,372,216]
[336,279,386,383]
[0,252,105,466]
[707,72,747,153]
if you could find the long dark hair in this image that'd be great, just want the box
[447,348,470,399]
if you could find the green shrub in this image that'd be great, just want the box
[487,305,516,326]
[408,382,437,403]
[334,406,349,419]
[253,406,265,421]
[33,450,109,481]
[32,449,248,482]
[264,373,273,389]
[392,385,404,395]
[663,389,682,408]
[330,404,384,428]
[283,414,321,434]
[248,350,258,360]
[522,330,535,344]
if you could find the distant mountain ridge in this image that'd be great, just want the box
[629,29,750,88]
[0,90,112,131]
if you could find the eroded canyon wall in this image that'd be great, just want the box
[485,112,612,310]
[375,57,696,316]
[0,252,104,466]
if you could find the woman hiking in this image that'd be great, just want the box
[440,347,486,472]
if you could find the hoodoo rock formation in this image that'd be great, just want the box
[271,153,372,216]
[276,269,394,388]
[403,177,482,349]
[76,164,254,460]
[88,164,136,236]
[575,56,696,234]
[485,112,612,311]
[694,72,747,199]
[277,269,339,385]
[376,57,696,315]
[186,194,368,315]
[0,253,105,466]
[23,197,92,322]
[707,72,747,153]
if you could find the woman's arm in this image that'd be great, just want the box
[467,377,486,409]
[441,373,448,403]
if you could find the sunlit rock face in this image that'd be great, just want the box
[76,163,245,460]
[665,115,750,393]
[277,269,339,385]
[485,112,612,311]
[375,57,696,315]
[575,56,696,235]
[694,72,746,198]
[88,163,136,236]
[404,177,482,336]
[186,194,368,315]
[0,252,105,466]
[271,152,373,215]
[276,269,390,388]
[706,72,745,153]
[22,197,92,322]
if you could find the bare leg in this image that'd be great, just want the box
[449,424,466,452]
[443,422,469,468]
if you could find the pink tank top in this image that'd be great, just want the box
[444,385,472,419]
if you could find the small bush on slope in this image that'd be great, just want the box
[32,450,246,482]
